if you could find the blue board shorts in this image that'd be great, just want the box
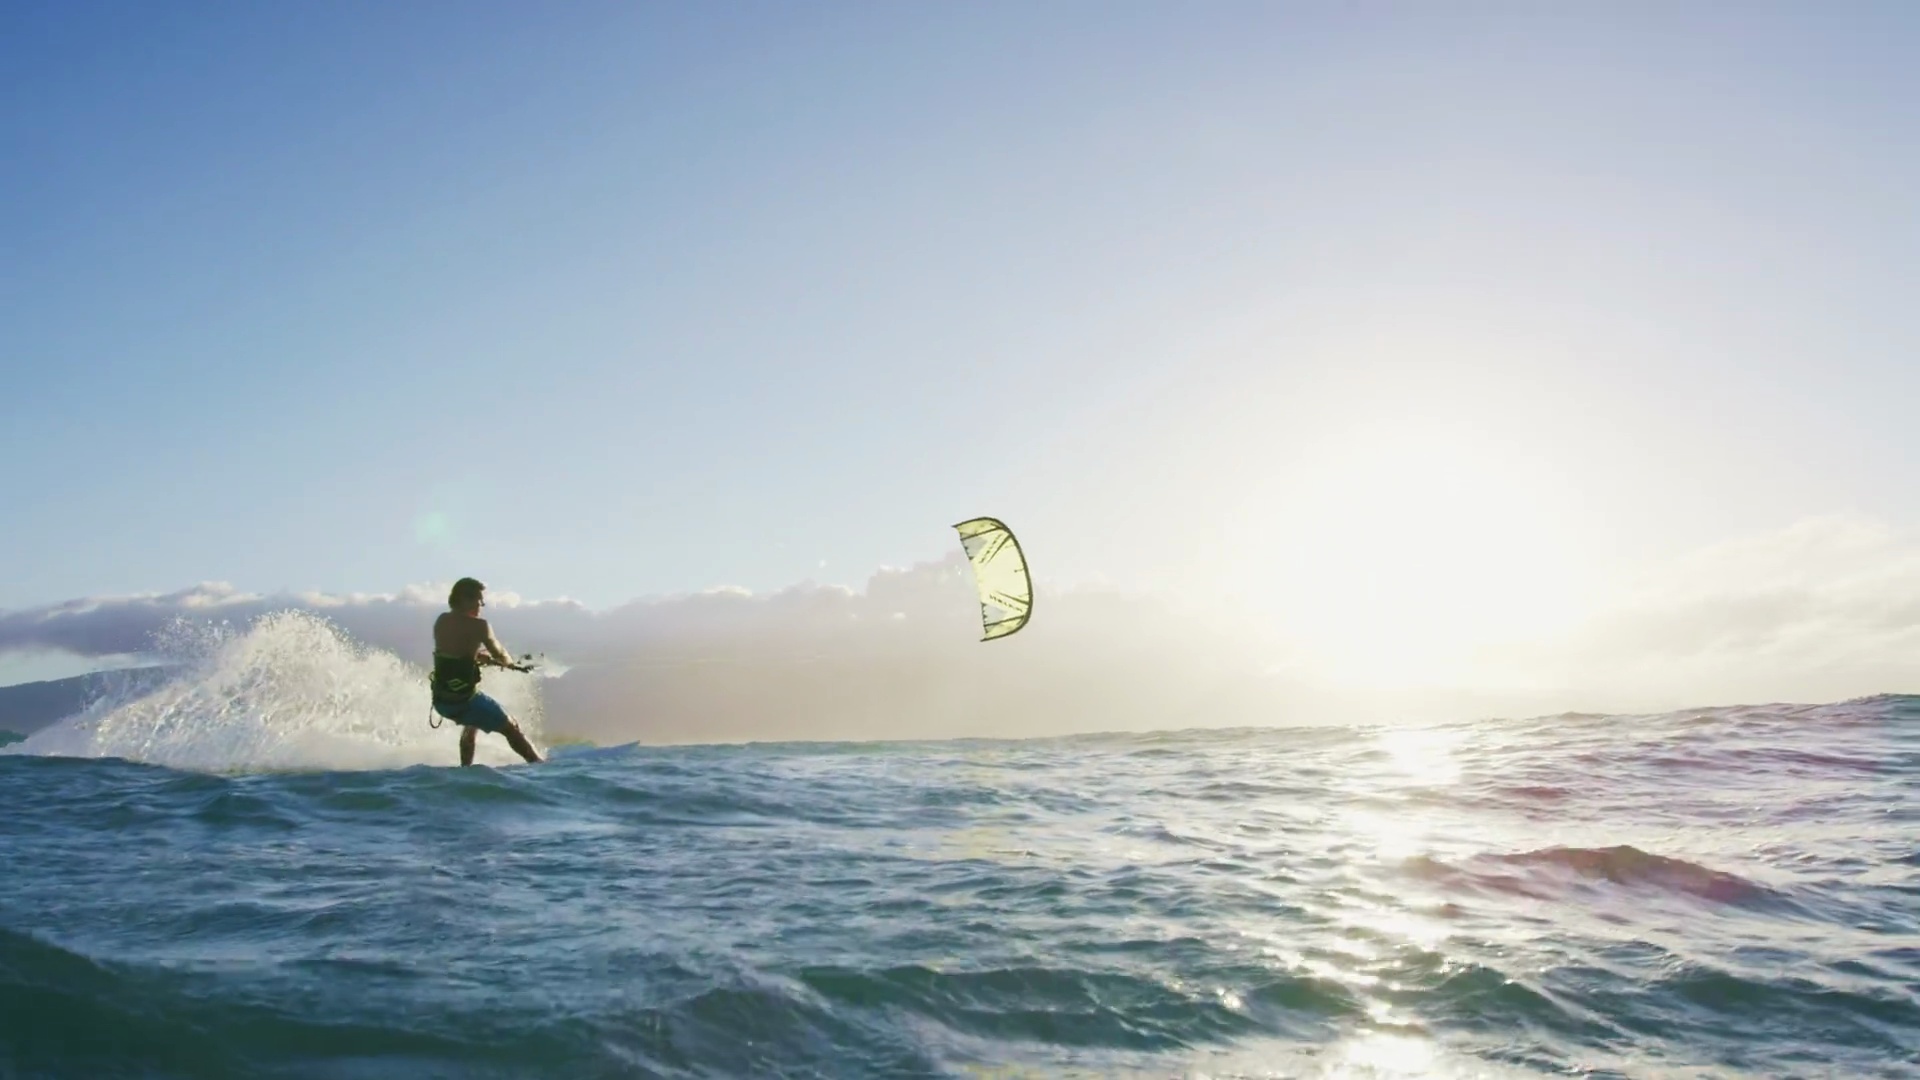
[432,691,511,734]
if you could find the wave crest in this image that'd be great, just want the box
[1409,845,1782,907]
[1493,845,1768,901]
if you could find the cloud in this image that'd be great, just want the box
[0,559,1296,743]
[7,516,1920,741]
[1477,515,1920,711]
[0,580,606,667]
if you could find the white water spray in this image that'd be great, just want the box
[4,611,546,772]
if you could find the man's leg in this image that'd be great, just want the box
[502,721,543,764]
[459,724,477,766]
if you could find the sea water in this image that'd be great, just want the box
[0,615,1915,1078]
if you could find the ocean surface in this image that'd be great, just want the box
[1,617,1916,1078]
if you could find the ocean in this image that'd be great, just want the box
[0,616,1915,1078]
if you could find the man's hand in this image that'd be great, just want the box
[479,649,537,673]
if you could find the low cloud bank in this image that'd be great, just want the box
[1492,515,1920,712]
[0,559,1299,743]
[6,516,1920,741]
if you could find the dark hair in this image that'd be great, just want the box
[449,577,486,609]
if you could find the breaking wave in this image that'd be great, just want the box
[3,611,546,771]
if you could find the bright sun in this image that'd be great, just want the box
[1242,424,1594,689]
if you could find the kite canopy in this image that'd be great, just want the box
[953,517,1032,641]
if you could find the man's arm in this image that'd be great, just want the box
[479,621,513,667]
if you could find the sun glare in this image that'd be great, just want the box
[1246,425,1594,688]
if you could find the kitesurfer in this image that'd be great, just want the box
[431,577,542,765]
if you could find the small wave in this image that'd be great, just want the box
[0,927,238,1076]
[1408,846,1787,909]
[798,963,1290,1050]
[0,928,952,1078]
[1494,846,1776,904]
[1656,960,1920,1054]
[0,928,463,1079]
[185,788,301,831]
[1494,785,1572,802]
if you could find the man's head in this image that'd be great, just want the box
[449,577,486,614]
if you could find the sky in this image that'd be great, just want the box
[6,2,1920,713]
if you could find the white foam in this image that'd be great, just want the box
[4,611,545,772]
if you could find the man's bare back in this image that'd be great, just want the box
[434,611,509,666]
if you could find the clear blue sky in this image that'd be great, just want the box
[6,2,1919,637]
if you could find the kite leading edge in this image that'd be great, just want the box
[953,517,1032,641]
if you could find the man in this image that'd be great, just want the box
[431,577,543,765]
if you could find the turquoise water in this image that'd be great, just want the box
[1,685,1915,1077]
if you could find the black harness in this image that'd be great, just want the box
[426,654,482,729]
